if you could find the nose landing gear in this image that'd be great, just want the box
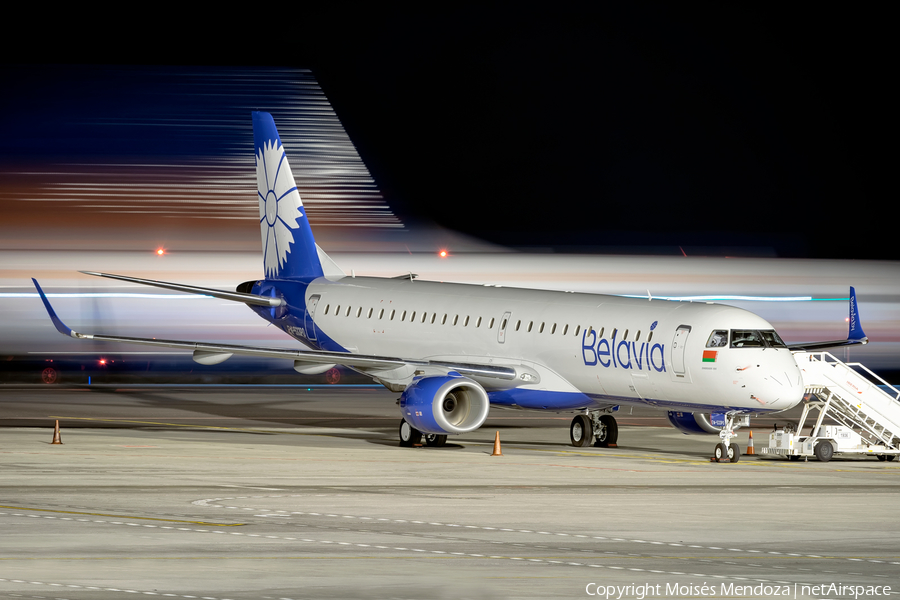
[712,412,749,463]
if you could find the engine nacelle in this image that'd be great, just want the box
[666,411,722,435]
[399,375,490,435]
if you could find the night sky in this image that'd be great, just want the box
[2,5,891,259]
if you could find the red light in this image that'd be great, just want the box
[156,248,165,256]
[99,359,107,365]
[439,250,448,258]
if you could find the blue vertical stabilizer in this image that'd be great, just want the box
[252,111,324,280]
[848,286,866,341]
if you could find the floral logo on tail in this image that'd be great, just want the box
[257,140,303,277]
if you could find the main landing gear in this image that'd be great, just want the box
[570,411,618,448]
[712,412,749,463]
[398,419,447,448]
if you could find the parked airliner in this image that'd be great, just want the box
[33,112,868,462]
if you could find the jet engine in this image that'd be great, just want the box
[666,411,721,435]
[399,375,490,435]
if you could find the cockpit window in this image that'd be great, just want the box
[706,330,728,348]
[760,330,787,348]
[730,329,786,348]
[730,330,765,348]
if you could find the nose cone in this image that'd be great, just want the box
[759,351,805,410]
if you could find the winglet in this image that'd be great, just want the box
[32,278,76,338]
[848,286,867,342]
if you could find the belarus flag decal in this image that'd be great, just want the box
[702,350,718,363]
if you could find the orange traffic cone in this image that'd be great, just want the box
[491,431,503,456]
[745,430,755,455]
[51,419,63,445]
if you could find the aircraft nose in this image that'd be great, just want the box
[762,353,804,410]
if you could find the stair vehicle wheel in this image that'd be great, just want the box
[593,415,618,448]
[424,433,447,447]
[728,443,741,463]
[789,455,801,461]
[570,414,593,447]
[877,454,887,462]
[814,440,834,462]
[399,419,422,447]
[887,455,896,462]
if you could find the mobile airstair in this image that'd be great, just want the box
[762,351,900,462]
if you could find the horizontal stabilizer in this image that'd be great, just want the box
[79,271,283,307]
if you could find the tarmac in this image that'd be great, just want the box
[1,386,898,599]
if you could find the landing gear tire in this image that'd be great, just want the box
[399,419,422,447]
[593,415,618,448]
[814,440,834,462]
[714,442,740,462]
[424,434,447,447]
[714,443,727,461]
[570,415,593,447]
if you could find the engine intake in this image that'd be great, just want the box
[400,375,490,435]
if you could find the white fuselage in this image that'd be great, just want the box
[289,276,804,414]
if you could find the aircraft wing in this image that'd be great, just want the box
[32,279,518,382]
[786,286,868,351]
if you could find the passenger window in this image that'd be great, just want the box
[527,321,533,333]
[516,320,521,331]
[562,324,568,336]
[490,317,495,329]
[346,306,351,317]
[400,310,406,321]
[431,314,436,324]
[635,330,641,341]
[356,307,362,318]
[367,308,373,318]
[324,304,330,315]
[453,315,459,326]
[575,325,581,336]
[648,331,653,342]
[390,310,396,320]
[464,316,470,327]
[378,308,384,319]
[336,305,341,316]
[539,322,545,333]
[598,327,604,338]
[442,314,448,325]
[706,330,728,348]
[476,316,482,327]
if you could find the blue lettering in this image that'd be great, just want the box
[611,330,618,368]
[617,340,632,369]
[631,341,645,370]
[650,343,666,372]
[597,338,611,368]
[582,329,598,365]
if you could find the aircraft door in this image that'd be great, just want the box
[672,325,691,375]
[305,294,320,341]
[498,312,511,343]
